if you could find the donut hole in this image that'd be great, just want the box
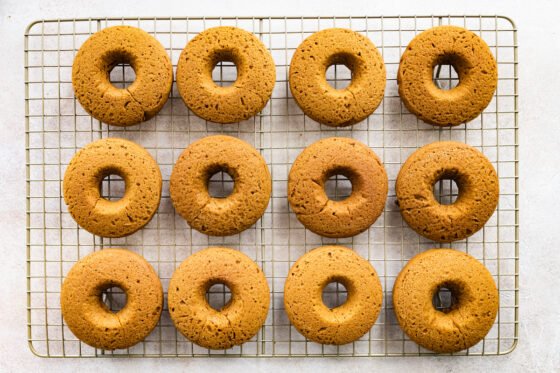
[205,283,232,311]
[322,281,348,309]
[210,50,238,87]
[433,178,459,205]
[105,51,137,89]
[212,61,238,87]
[324,173,353,201]
[109,63,136,89]
[432,55,461,91]
[432,284,461,314]
[101,285,127,313]
[325,52,356,90]
[100,173,126,201]
[326,64,352,89]
[207,170,235,198]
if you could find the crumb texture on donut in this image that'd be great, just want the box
[176,26,275,123]
[396,141,499,242]
[289,28,386,127]
[288,137,388,237]
[168,247,270,349]
[60,248,163,350]
[284,246,382,345]
[63,138,162,237]
[397,26,497,126]
[393,249,499,353]
[170,135,271,236]
[72,26,173,126]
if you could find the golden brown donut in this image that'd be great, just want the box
[289,28,386,127]
[72,26,173,126]
[61,248,163,350]
[396,141,499,242]
[176,26,276,123]
[169,135,271,236]
[288,137,388,238]
[393,249,499,353]
[284,246,383,345]
[168,247,270,349]
[63,138,162,238]
[397,26,498,126]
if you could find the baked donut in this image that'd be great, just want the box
[396,141,499,242]
[288,137,388,238]
[289,28,386,127]
[72,26,173,126]
[168,247,269,349]
[63,138,162,238]
[397,26,498,126]
[176,26,275,123]
[284,246,382,345]
[170,135,271,236]
[393,248,499,353]
[61,248,163,350]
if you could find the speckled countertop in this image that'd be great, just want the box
[0,0,558,371]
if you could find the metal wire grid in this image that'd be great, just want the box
[25,15,518,358]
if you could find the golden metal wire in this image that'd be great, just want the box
[25,15,518,358]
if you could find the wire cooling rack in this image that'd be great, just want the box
[25,15,518,358]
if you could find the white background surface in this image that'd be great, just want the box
[1,0,559,372]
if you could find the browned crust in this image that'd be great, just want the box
[289,28,386,127]
[72,26,173,126]
[288,137,388,238]
[397,26,498,126]
[393,248,499,353]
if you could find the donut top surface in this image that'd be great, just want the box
[288,137,388,238]
[169,135,271,236]
[63,137,162,238]
[176,26,276,123]
[397,26,498,126]
[60,248,163,350]
[284,245,383,345]
[393,248,499,353]
[72,26,173,126]
[289,28,386,127]
[396,141,499,242]
[168,247,270,349]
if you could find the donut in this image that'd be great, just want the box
[393,248,499,353]
[397,26,498,126]
[61,248,163,350]
[289,28,386,127]
[63,138,162,238]
[288,137,388,238]
[72,26,173,126]
[168,247,270,349]
[284,246,382,345]
[170,135,271,236]
[176,26,276,123]
[396,141,499,242]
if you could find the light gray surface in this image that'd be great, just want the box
[0,0,558,371]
